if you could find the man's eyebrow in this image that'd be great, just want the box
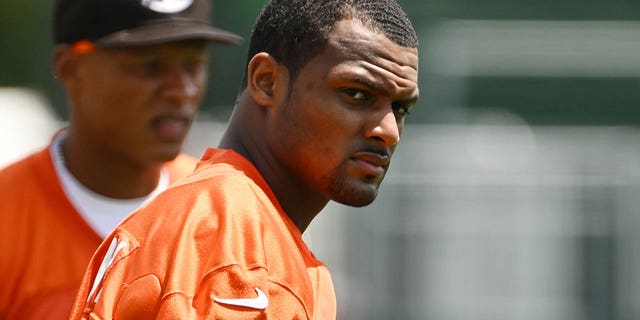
[343,74,385,91]
[344,74,419,101]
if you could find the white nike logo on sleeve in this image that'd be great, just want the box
[212,287,269,310]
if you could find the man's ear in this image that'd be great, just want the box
[246,52,289,108]
[53,45,80,87]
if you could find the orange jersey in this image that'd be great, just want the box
[70,148,337,319]
[0,143,196,320]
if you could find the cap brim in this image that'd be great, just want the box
[95,21,242,47]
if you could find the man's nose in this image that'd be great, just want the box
[162,67,200,101]
[366,109,401,147]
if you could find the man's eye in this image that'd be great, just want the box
[392,103,412,116]
[184,58,205,74]
[142,61,163,75]
[344,88,368,101]
[126,60,163,77]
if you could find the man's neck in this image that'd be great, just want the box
[60,132,164,199]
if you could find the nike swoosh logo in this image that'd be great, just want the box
[213,287,269,310]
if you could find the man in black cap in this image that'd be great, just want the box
[0,0,239,319]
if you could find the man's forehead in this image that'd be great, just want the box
[327,19,418,68]
[322,30,417,93]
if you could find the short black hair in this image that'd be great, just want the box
[241,0,418,89]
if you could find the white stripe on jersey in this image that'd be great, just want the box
[87,237,129,304]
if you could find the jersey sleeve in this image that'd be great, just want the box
[69,229,145,319]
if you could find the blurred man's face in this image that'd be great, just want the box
[65,40,209,165]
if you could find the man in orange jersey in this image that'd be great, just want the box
[0,0,240,319]
[70,0,419,318]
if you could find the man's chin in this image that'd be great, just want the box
[331,183,379,207]
[335,196,377,208]
[148,145,183,163]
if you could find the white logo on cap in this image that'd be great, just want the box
[141,0,194,13]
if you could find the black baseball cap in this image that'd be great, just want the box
[54,0,241,47]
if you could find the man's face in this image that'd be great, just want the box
[269,19,419,207]
[67,40,208,164]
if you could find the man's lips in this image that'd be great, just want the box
[350,152,390,176]
[151,116,190,140]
